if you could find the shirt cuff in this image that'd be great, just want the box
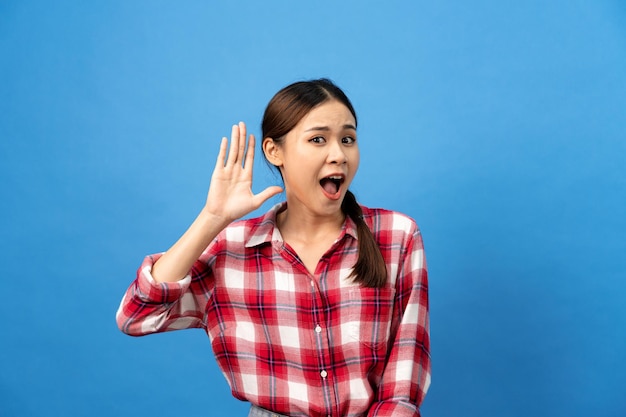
[368,400,420,417]
[135,253,192,304]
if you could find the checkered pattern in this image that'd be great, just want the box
[117,203,430,417]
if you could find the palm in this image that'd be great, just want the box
[205,122,282,221]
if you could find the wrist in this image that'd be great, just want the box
[198,206,233,230]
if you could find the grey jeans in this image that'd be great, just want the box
[248,405,291,417]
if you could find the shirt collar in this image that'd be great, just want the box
[244,202,359,248]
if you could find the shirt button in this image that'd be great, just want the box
[320,370,328,378]
[310,280,315,287]
[315,325,322,333]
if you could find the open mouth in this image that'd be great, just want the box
[320,175,344,196]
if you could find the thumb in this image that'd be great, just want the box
[252,186,283,207]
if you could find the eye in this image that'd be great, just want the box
[342,136,356,144]
[309,136,326,144]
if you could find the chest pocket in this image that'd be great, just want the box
[346,287,396,352]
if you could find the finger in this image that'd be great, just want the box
[237,121,247,165]
[243,133,255,170]
[226,124,239,166]
[215,137,228,169]
[252,186,284,208]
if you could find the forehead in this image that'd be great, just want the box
[296,100,356,129]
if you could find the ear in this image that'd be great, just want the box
[262,137,283,167]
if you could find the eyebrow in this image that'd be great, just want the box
[304,124,357,132]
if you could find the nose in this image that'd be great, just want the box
[327,139,347,164]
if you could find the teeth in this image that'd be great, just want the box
[328,176,343,180]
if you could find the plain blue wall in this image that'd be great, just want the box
[1,1,625,416]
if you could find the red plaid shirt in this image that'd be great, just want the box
[117,202,430,417]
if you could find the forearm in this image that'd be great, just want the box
[152,208,231,283]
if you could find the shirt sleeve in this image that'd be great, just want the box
[115,252,212,336]
[368,226,431,417]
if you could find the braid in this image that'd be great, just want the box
[342,190,387,288]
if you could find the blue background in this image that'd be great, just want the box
[1,1,625,416]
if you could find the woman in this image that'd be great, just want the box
[117,79,431,417]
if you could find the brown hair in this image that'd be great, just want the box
[262,78,387,288]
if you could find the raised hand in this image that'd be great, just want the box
[151,122,282,283]
[204,122,283,222]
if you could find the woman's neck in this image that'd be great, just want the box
[276,202,345,245]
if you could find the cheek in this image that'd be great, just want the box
[351,150,360,171]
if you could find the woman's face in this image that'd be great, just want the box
[265,100,360,217]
